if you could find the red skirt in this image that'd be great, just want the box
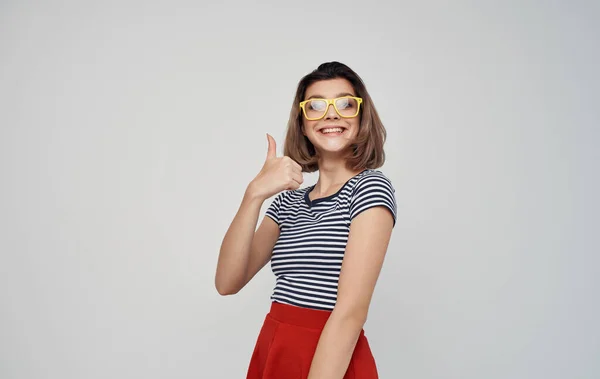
[246,301,378,379]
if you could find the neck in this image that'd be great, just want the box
[312,156,364,196]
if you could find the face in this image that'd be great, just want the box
[301,78,360,156]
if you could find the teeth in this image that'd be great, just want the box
[321,128,343,134]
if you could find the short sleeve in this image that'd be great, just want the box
[350,173,397,226]
[265,192,284,225]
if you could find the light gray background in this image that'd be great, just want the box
[1,1,598,378]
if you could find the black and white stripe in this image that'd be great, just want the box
[265,169,397,311]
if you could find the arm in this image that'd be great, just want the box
[215,133,302,295]
[307,206,394,379]
[214,185,280,295]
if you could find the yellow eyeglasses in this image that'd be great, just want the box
[299,96,363,121]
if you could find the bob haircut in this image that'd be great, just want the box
[283,61,387,173]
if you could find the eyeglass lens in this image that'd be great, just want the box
[305,97,359,119]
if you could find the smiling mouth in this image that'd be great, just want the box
[319,127,346,135]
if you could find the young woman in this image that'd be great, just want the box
[215,61,397,379]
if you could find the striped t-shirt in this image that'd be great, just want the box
[264,169,397,311]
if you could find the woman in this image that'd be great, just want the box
[215,61,397,379]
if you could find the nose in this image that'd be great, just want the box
[324,103,340,120]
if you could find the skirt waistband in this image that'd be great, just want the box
[267,301,333,330]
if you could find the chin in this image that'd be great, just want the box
[314,143,353,155]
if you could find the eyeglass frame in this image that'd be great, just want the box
[299,96,364,121]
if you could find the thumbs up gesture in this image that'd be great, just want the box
[248,134,304,201]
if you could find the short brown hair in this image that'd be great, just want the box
[283,62,387,173]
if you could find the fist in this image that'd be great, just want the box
[250,134,304,200]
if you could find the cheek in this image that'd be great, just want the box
[303,120,317,134]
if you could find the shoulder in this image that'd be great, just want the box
[351,169,396,194]
[269,186,310,207]
[281,186,311,201]
[349,169,397,225]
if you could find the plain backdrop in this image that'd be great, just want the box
[1,1,598,378]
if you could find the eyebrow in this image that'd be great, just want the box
[306,92,356,99]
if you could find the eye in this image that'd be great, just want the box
[308,100,326,111]
[336,98,355,109]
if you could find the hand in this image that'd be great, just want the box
[248,134,304,200]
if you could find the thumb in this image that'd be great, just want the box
[266,133,277,160]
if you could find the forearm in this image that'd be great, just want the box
[215,185,265,294]
[307,311,365,379]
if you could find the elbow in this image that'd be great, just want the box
[215,285,239,296]
[214,277,241,296]
[349,312,368,329]
[214,264,249,296]
[332,305,369,329]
